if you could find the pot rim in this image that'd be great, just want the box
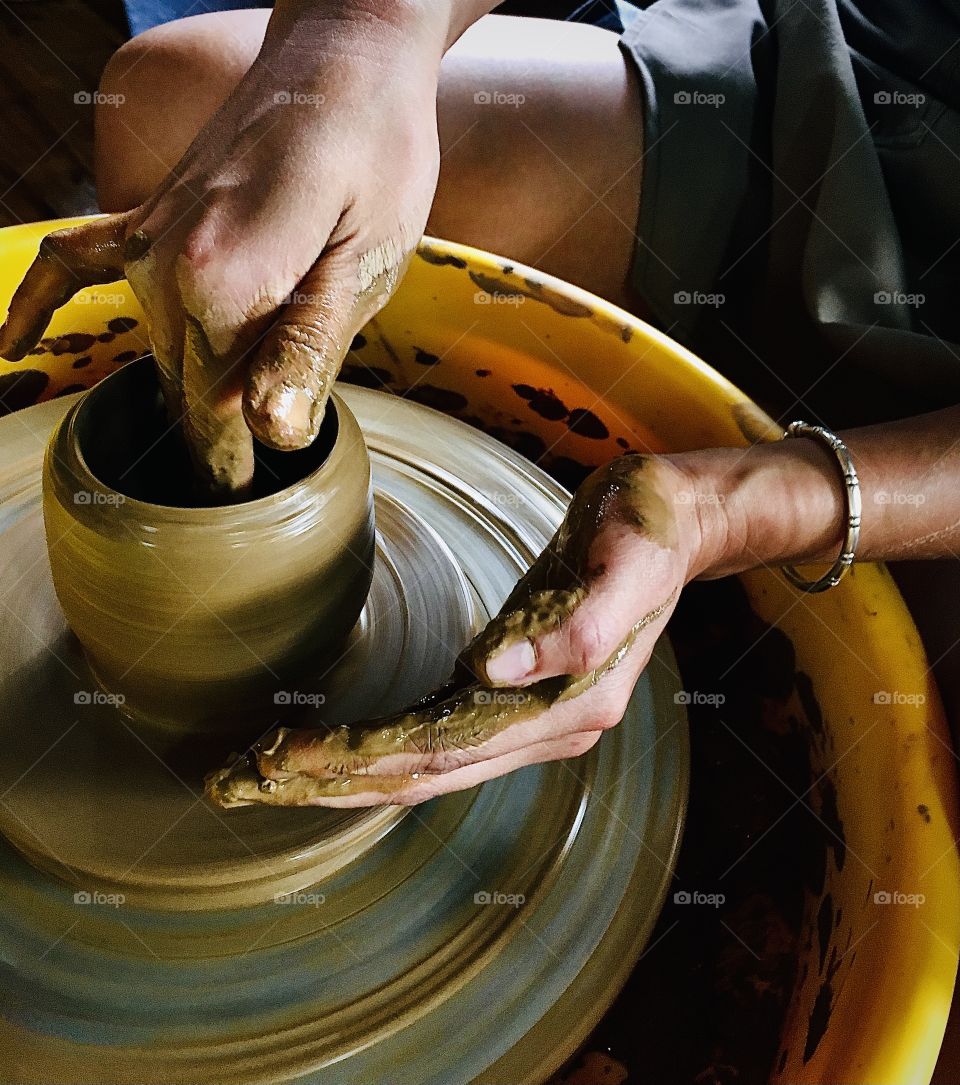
[53,356,361,526]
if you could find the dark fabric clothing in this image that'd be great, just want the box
[620,0,960,426]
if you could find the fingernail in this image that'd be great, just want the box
[251,384,318,449]
[485,639,536,684]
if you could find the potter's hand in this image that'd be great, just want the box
[0,0,490,494]
[205,404,960,806]
[206,454,714,807]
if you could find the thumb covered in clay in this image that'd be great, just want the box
[461,456,689,687]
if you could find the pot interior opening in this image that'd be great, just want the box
[73,355,339,508]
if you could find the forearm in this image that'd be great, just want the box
[673,405,960,578]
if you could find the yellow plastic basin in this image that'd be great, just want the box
[1,218,958,1085]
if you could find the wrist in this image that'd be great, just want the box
[668,438,846,580]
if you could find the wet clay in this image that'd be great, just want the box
[206,453,680,807]
[42,356,375,730]
[463,454,678,681]
[0,216,424,495]
[204,594,672,807]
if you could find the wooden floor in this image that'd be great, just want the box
[0,0,126,228]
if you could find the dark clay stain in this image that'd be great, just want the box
[55,383,87,397]
[0,369,48,415]
[511,383,569,421]
[469,270,593,318]
[413,347,440,366]
[567,407,609,440]
[48,332,97,356]
[816,894,833,973]
[403,385,469,413]
[804,982,832,1062]
[485,426,548,463]
[469,271,527,303]
[795,672,825,736]
[777,1048,789,1074]
[475,368,491,377]
[816,774,846,873]
[371,326,404,372]
[107,317,138,334]
[418,248,467,269]
[340,364,393,390]
[865,878,874,905]
[97,332,115,343]
[547,456,596,492]
[350,333,367,351]
[72,356,93,369]
[834,906,842,929]
[804,943,842,1063]
[918,803,931,823]
[113,351,141,364]
[616,436,630,449]
[521,276,593,318]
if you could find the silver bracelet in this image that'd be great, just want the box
[780,420,862,593]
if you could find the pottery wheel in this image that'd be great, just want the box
[0,385,688,1085]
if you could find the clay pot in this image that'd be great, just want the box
[42,356,375,731]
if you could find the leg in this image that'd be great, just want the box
[96,11,644,311]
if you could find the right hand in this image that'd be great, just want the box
[0,0,449,495]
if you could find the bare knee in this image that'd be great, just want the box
[96,11,267,210]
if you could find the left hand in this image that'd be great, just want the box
[205,453,720,807]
